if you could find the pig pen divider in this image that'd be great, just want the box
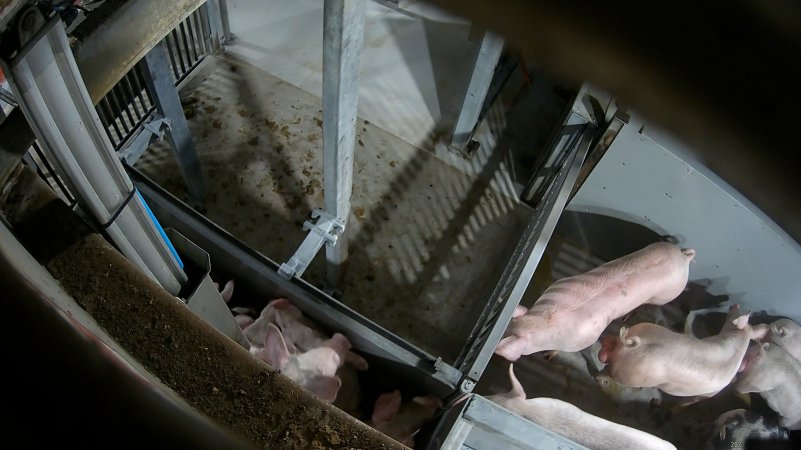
[452,106,597,394]
[131,167,464,398]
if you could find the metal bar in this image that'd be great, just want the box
[568,108,629,202]
[0,85,17,107]
[99,97,124,143]
[449,32,504,153]
[32,141,76,205]
[122,73,146,118]
[179,21,196,67]
[204,0,224,51]
[321,0,366,287]
[112,84,136,133]
[191,10,208,56]
[185,18,201,64]
[119,116,168,166]
[2,17,186,294]
[132,64,154,109]
[445,396,591,450]
[455,113,595,385]
[219,0,231,43]
[131,167,463,397]
[164,33,183,80]
[171,29,189,75]
[141,40,206,205]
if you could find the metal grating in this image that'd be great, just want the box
[94,6,212,149]
[95,63,156,149]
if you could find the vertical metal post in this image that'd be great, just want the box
[219,0,232,43]
[141,40,207,206]
[202,0,224,52]
[322,0,366,287]
[449,32,504,153]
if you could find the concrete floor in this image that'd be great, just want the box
[136,52,531,364]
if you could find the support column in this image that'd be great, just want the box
[141,40,207,206]
[322,0,366,287]
[449,32,504,154]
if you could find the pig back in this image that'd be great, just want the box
[607,323,750,396]
[501,397,676,450]
[535,242,692,320]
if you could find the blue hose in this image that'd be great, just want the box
[135,189,184,269]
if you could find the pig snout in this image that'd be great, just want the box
[598,335,618,365]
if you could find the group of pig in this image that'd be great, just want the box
[492,241,801,450]
[215,280,441,448]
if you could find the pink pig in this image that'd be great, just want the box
[272,299,369,371]
[736,341,801,430]
[252,323,346,402]
[370,390,442,448]
[496,242,696,361]
[488,364,677,450]
[765,318,801,364]
[598,304,768,397]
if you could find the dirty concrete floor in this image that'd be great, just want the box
[136,53,531,364]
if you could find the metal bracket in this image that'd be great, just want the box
[119,116,170,165]
[0,86,17,108]
[278,209,345,280]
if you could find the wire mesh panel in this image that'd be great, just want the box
[95,63,156,148]
[165,7,211,84]
[94,5,212,149]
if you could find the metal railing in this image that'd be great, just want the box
[94,5,213,149]
[22,2,217,206]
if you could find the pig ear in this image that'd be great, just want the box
[495,336,525,362]
[325,333,352,363]
[623,336,640,347]
[681,248,696,259]
[263,323,290,370]
[220,280,234,303]
[270,298,303,318]
[346,352,369,371]
[751,323,769,340]
[620,327,640,347]
[512,305,527,318]
[732,314,750,330]
[771,323,786,337]
[372,390,402,424]
[305,375,341,402]
[235,314,254,330]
